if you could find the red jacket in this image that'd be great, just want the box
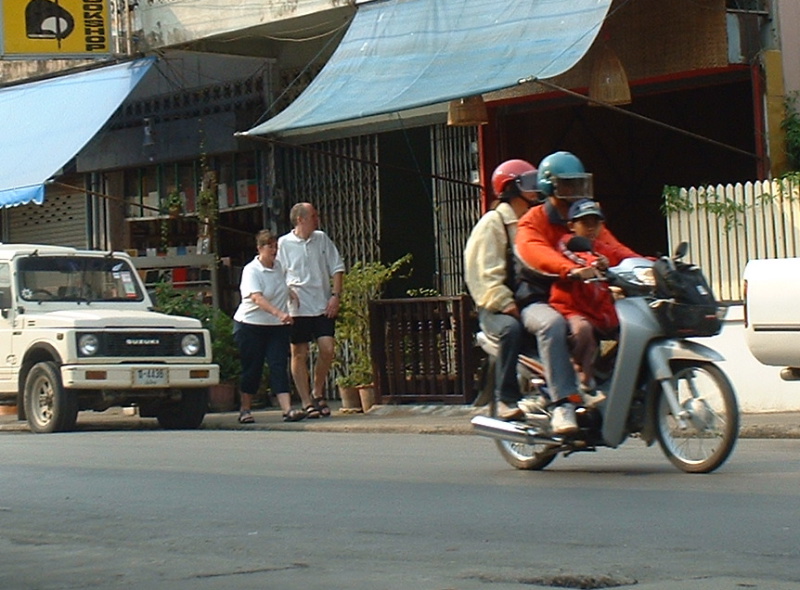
[550,236,619,333]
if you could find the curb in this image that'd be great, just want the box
[0,405,798,437]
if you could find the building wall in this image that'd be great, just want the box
[0,58,94,84]
[775,0,800,95]
[136,0,351,52]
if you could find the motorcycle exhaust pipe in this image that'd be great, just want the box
[471,415,557,445]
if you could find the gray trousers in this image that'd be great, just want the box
[520,302,578,401]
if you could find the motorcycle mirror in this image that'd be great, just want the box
[673,242,688,259]
[566,236,593,253]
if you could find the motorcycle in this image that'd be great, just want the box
[471,240,739,474]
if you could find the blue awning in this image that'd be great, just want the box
[0,58,154,208]
[242,0,612,138]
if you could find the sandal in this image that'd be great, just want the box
[282,408,306,422]
[238,410,254,424]
[304,404,321,419]
[313,397,332,418]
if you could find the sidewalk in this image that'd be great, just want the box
[1,402,799,437]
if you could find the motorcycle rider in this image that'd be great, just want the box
[464,159,540,420]
[515,151,639,434]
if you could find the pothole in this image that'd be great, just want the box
[469,572,637,588]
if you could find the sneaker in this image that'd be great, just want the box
[581,390,607,408]
[496,400,524,421]
[518,394,549,415]
[550,403,579,435]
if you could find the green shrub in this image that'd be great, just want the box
[152,282,241,383]
[335,254,412,387]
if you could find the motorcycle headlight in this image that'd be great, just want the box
[632,266,656,286]
[181,333,202,356]
[78,333,100,356]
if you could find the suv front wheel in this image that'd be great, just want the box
[156,388,208,430]
[24,361,79,434]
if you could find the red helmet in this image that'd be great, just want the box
[491,159,538,198]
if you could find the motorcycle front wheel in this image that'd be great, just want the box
[489,365,557,471]
[655,360,739,474]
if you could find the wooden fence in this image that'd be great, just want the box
[369,296,477,404]
[664,177,800,303]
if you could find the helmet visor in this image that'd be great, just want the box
[514,171,540,200]
[554,173,593,201]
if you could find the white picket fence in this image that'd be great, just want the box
[664,177,800,302]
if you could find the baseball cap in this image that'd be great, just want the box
[568,198,604,221]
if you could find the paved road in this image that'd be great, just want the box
[0,431,798,590]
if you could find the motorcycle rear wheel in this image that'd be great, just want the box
[655,360,739,474]
[490,367,557,470]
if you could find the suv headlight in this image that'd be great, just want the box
[78,333,100,356]
[181,334,202,356]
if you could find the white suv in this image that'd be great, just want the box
[0,244,219,433]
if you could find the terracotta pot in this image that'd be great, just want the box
[338,385,361,411]
[357,385,375,412]
[208,383,237,412]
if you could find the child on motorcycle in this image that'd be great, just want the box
[549,198,638,395]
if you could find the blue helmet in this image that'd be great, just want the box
[536,151,593,201]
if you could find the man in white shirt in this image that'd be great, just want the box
[277,202,345,418]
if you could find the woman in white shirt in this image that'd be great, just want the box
[233,230,305,423]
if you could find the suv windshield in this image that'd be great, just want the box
[18,256,145,303]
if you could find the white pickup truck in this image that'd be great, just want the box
[743,257,800,380]
[0,244,219,433]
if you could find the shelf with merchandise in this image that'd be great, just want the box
[129,254,219,308]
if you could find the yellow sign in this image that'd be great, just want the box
[2,0,110,56]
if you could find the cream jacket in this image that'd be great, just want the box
[463,201,518,312]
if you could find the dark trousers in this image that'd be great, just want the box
[233,321,291,395]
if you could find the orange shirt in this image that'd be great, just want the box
[515,200,639,307]
[516,200,638,278]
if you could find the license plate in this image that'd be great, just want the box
[135,368,167,386]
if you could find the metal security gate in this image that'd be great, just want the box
[431,124,482,296]
[275,135,380,268]
[7,181,88,247]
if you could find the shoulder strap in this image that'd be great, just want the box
[496,210,515,292]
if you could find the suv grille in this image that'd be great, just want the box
[82,332,205,357]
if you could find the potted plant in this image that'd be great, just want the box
[159,190,184,253]
[153,282,241,411]
[196,170,218,255]
[335,357,372,412]
[165,190,183,218]
[335,254,412,411]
